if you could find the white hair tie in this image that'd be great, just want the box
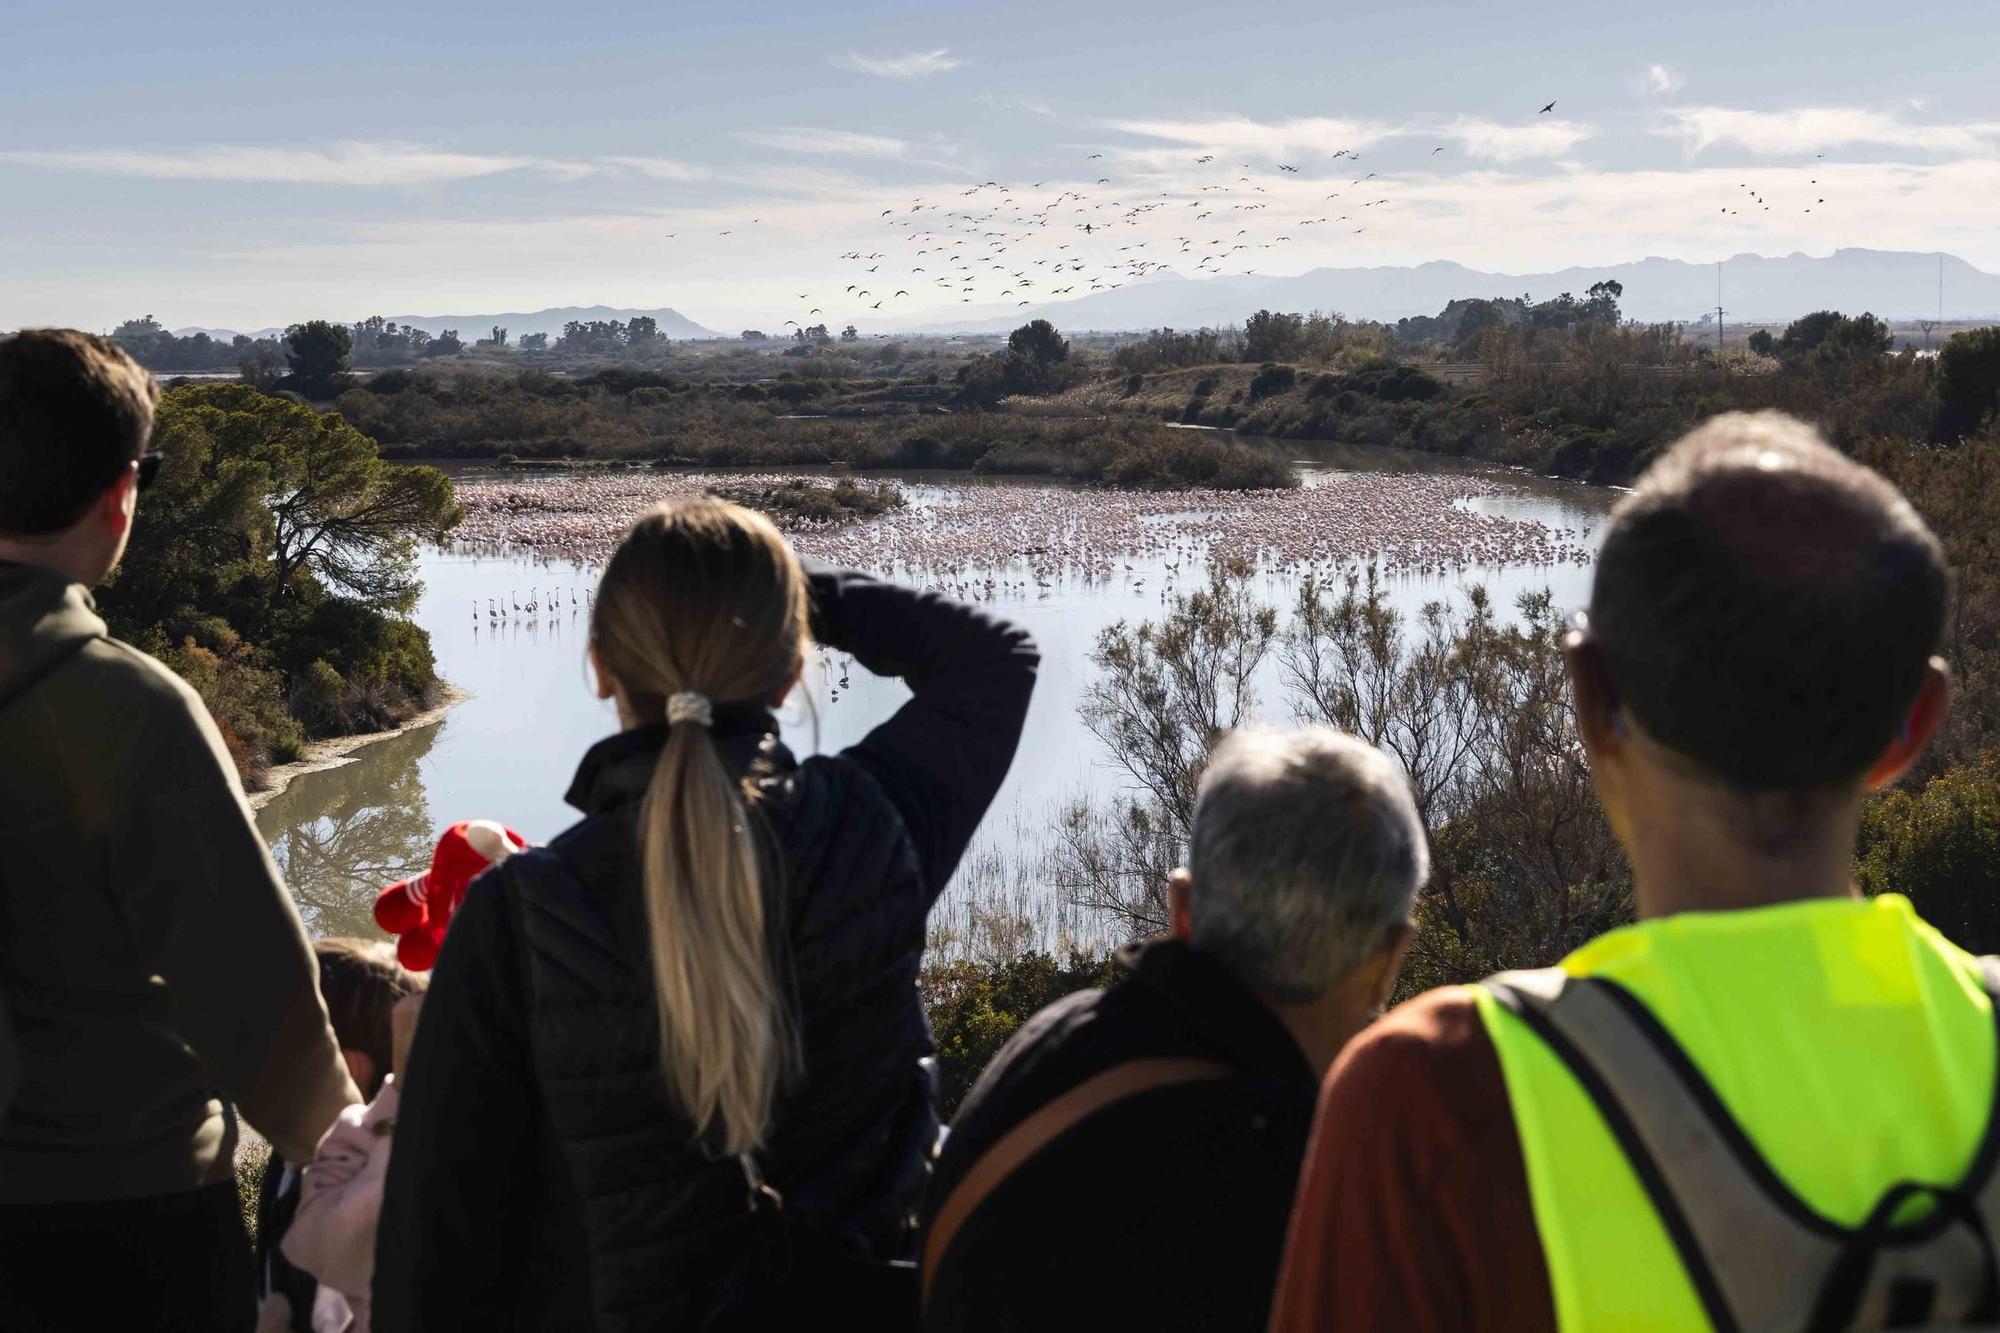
[667,691,713,728]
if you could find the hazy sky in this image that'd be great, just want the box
[6,0,1998,333]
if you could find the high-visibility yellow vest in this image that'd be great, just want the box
[1475,894,1999,1331]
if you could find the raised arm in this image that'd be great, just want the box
[808,564,1039,898]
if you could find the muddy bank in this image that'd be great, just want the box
[247,684,471,812]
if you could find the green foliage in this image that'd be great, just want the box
[920,949,1123,1118]
[348,317,433,366]
[1778,310,1892,362]
[1006,319,1070,371]
[1936,327,2000,438]
[111,317,283,374]
[1164,299,1936,485]
[1248,363,1297,401]
[1858,751,2000,953]
[549,320,658,356]
[1858,436,2000,774]
[157,626,304,772]
[1112,328,1228,374]
[976,421,1294,490]
[337,368,1289,488]
[957,320,1076,404]
[98,384,459,781]
[284,320,354,399]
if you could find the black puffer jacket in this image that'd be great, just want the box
[373,568,1038,1332]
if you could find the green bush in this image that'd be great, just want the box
[1248,363,1298,402]
[161,629,303,781]
[920,949,1123,1118]
[1858,751,2000,953]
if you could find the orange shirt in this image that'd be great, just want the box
[1269,988,1556,1333]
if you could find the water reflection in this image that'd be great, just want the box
[256,720,443,940]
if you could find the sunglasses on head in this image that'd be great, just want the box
[136,452,163,492]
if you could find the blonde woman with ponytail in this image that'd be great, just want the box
[376,498,1039,1333]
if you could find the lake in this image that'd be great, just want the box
[256,444,1613,944]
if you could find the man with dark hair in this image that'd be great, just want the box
[0,330,358,1332]
[1273,411,1985,1332]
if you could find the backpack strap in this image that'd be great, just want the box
[1484,959,2000,1333]
[920,1056,1233,1309]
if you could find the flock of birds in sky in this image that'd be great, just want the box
[654,98,1843,330]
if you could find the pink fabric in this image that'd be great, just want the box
[282,1077,400,1333]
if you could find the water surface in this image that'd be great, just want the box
[258,450,1613,939]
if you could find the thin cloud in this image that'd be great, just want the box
[600,156,707,181]
[835,49,963,79]
[974,92,1056,119]
[738,127,909,158]
[1441,117,1596,162]
[0,141,558,186]
[1662,105,2000,156]
[1641,64,1685,95]
[1102,115,1394,157]
[1105,114,1588,167]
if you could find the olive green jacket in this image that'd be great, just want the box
[0,560,358,1202]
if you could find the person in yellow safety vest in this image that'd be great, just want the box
[1269,410,1985,1333]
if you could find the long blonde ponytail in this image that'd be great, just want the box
[590,499,809,1155]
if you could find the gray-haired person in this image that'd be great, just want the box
[920,726,1427,1332]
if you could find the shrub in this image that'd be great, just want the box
[920,949,1123,1118]
[1248,363,1298,402]
[1858,751,2000,952]
[1339,364,1445,403]
[162,630,303,781]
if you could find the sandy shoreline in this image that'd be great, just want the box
[246,683,471,811]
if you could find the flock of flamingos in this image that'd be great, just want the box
[451,467,1595,616]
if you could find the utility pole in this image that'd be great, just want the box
[1922,254,1946,352]
[1715,261,1726,355]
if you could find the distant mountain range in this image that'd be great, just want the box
[173,304,718,343]
[161,250,1996,347]
[908,249,1997,335]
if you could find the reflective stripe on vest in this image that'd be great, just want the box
[1474,894,1999,1332]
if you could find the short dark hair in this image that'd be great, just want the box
[0,329,159,536]
[313,937,425,1095]
[1589,411,1947,792]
